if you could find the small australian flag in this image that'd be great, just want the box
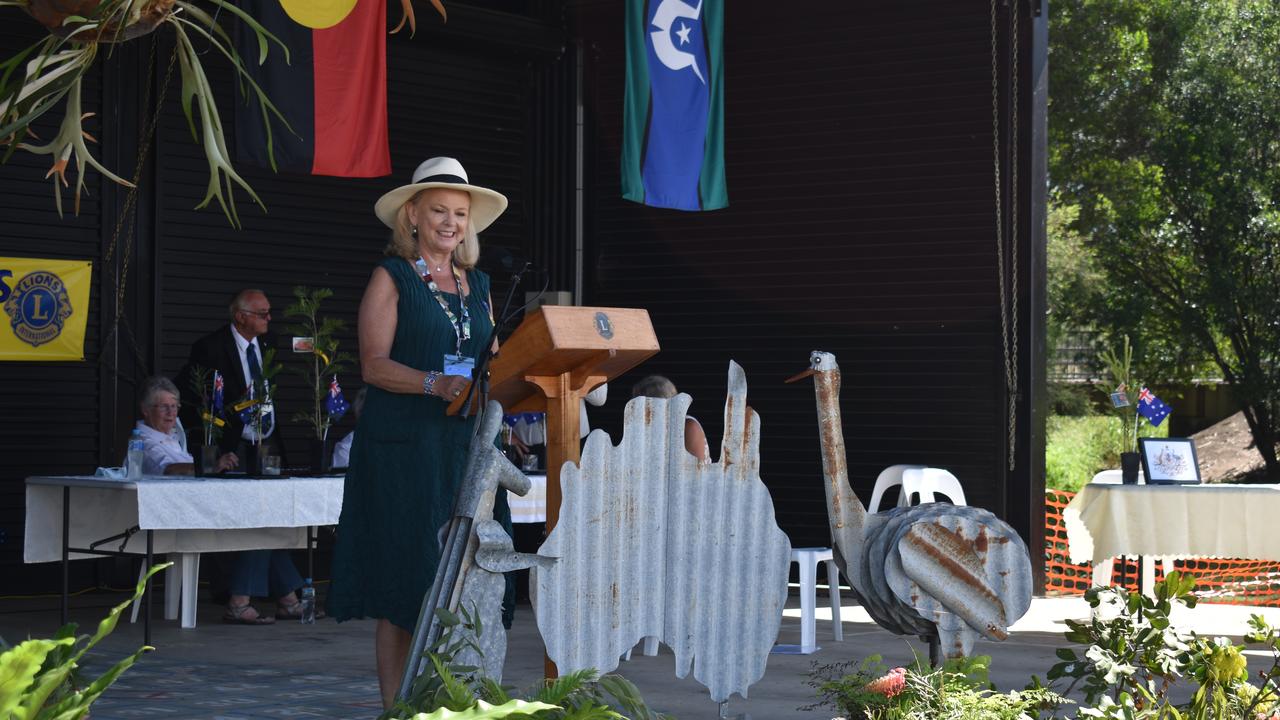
[326,376,349,420]
[1136,386,1171,427]
[212,371,224,415]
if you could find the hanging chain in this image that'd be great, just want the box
[100,37,179,378]
[1009,0,1020,472]
[992,0,1020,471]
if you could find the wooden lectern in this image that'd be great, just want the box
[449,306,658,675]
[451,306,658,531]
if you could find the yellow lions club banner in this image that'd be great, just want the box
[0,257,92,361]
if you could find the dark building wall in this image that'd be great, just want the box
[0,5,571,589]
[571,0,1046,558]
[0,0,1045,589]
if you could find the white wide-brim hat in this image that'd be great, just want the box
[374,157,509,232]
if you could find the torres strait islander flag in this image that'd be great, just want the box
[234,0,391,177]
[622,0,727,211]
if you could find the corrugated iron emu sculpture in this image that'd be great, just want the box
[788,351,1033,664]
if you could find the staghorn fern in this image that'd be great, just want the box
[0,0,290,226]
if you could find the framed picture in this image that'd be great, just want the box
[1139,437,1201,485]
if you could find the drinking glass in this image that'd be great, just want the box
[262,455,281,476]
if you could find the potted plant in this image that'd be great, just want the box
[232,347,281,474]
[1098,335,1143,483]
[185,363,225,474]
[285,286,352,473]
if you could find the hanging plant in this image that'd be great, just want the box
[0,0,449,226]
[0,0,292,226]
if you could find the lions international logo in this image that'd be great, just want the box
[4,270,73,347]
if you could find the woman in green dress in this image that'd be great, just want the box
[328,157,508,709]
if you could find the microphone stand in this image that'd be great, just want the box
[459,262,533,421]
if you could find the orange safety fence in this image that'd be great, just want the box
[1044,488,1280,607]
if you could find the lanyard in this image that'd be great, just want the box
[415,257,471,355]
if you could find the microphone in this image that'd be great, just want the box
[481,246,536,276]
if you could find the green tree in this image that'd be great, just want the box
[1050,0,1280,480]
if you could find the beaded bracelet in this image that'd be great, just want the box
[422,371,442,398]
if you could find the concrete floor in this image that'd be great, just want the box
[3,586,1280,720]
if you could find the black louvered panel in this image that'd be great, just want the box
[153,7,549,460]
[574,0,1020,549]
[0,19,106,574]
[528,50,578,292]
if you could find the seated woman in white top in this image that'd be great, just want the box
[136,376,238,475]
[630,375,710,463]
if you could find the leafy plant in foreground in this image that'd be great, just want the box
[382,605,672,720]
[0,562,167,719]
[1043,570,1280,719]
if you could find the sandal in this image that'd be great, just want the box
[276,599,326,620]
[222,603,276,625]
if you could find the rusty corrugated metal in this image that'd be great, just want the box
[532,361,791,703]
[795,350,1034,661]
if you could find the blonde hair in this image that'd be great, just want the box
[384,190,480,269]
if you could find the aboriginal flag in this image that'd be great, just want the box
[234,0,391,177]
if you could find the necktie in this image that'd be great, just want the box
[246,342,262,384]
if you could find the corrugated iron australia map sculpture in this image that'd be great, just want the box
[533,361,792,703]
[789,350,1034,663]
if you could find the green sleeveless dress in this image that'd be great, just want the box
[328,256,501,632]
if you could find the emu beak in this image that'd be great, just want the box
[784,368,816,384]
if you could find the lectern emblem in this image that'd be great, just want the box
[593,312,614,340]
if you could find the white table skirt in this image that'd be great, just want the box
[508,474,547,524]
[24,475,345,563]
[1064,482,1280,565]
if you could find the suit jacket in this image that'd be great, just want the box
[177,325,278,456]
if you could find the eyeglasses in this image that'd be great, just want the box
[240,309,271,319]
[150,403,179,413]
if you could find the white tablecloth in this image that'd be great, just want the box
[1064,482,1280,564]
[507,474,547,524]
[24,475,345,563]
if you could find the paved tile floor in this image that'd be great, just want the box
[4,587,1280,719]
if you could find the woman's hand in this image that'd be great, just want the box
[509,433,530,460]
[216,452,239,472]
[431,374,471,402]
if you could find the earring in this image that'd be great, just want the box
[411,224,418,239]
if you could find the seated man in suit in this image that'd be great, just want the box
[179,289,284,468]
[177,289,314,625]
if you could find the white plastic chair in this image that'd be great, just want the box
[867,464,926,514]
[901,467,966,506]
[868,465,966,513]
[788,547,843,653]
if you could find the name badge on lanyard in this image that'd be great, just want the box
[416,256,475,377]
[444,353,475,379]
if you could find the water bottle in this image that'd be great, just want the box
[299,578,316,624]
[127,429,146,479]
